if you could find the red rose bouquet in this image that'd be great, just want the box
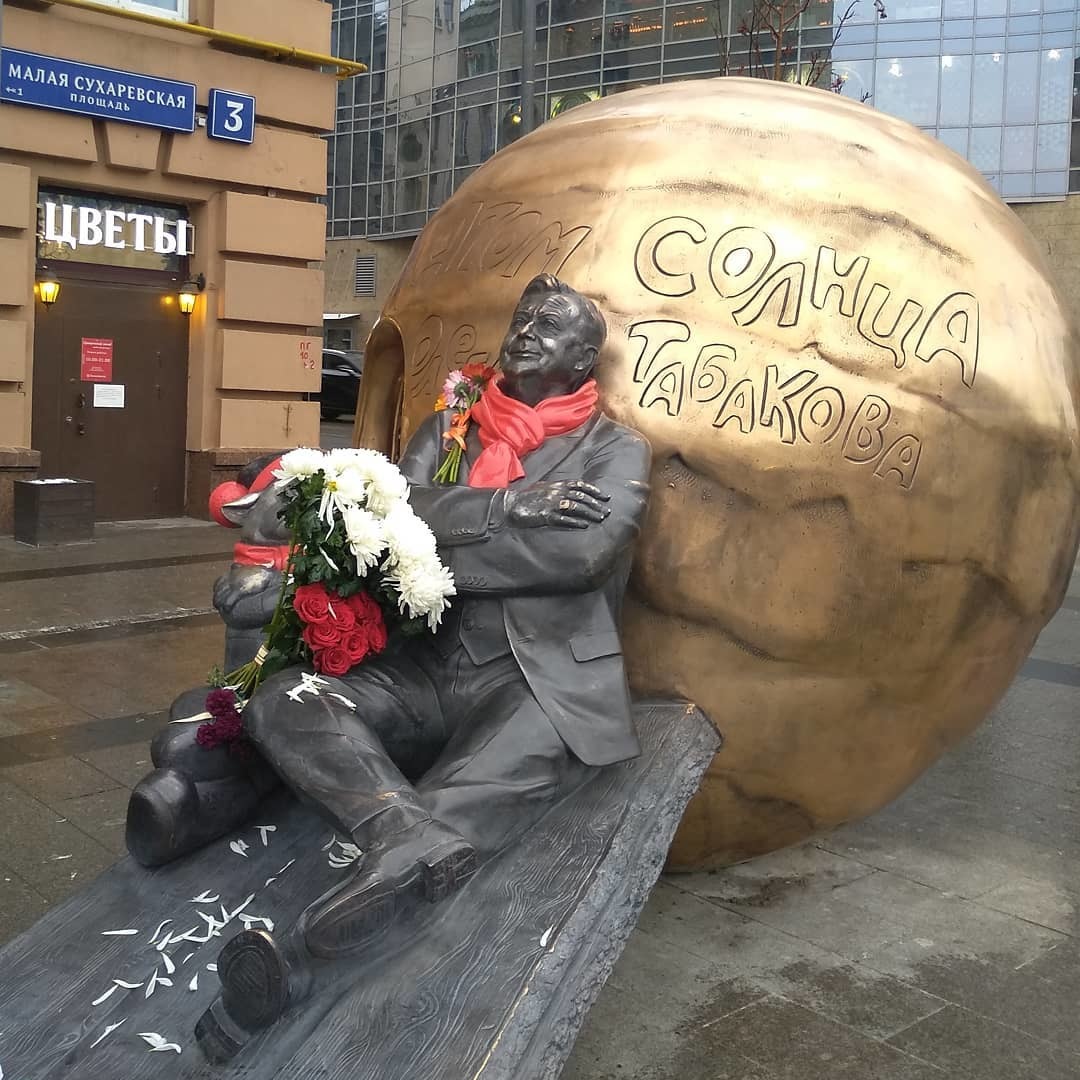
[197,447,456,748]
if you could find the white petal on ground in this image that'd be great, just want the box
[101,929,139,936]
[138,1032,181,1054]
[230,894,256,920]
[113,980,143,989]
[206,963,218,972]
[148,920,172,944]
[229,839,249,858]
[90,984,119,1006]
[156,932,175,952]
[239,914,275,932]
[540,925,555,948]
[190,891,220,904]
[161,953,176,975]
[263,876,278,887]
[328,693,358,711]
[256,825,277,846]
[182,953,195,965]
[321,835,337,851]
[88,1019,126,1049]
[188,973,198,992]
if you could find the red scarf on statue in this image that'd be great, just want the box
[467,377,598,488]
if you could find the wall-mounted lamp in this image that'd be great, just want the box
[37,273,61,307]
[179,273,206,316]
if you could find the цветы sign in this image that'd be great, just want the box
[38,191,193,272]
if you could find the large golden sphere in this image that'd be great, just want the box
[356,78,1080,868]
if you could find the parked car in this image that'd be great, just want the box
[317,349,364,420]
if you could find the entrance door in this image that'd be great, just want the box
[32,278,188,521]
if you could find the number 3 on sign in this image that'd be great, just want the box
[300,340,316,371]
[207,89,256,145]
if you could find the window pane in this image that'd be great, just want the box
[937,127,969,156]
[1036,122,1069,169]
[1001,124,1035,170]
[549,18,603,58]
[874,56,939,126]
[939,53,972,124]
[1039,47,1072,123]
[970,125,1002,170]
[431,111,455,169]
[1034,170,1067,195]
[548,88,600,117]
[455,103,497,166]
[460,39,500,75]
[398,119,429,176]
[606,8,663,49]
[971,52,1005,123]
[397,176,429,215]
[1004,51,1038,123]
[888,0,942,16]
[833,58,873,100]
[664,2,714,42]
[551,0,602,21]
[1000,173,1033,197]
[430,170,454,208]
[461,0,502,45]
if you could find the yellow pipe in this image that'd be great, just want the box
[35,0,367,79]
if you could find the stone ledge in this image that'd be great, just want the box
[0,448,41,469]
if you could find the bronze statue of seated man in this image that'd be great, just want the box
[132,274,652,1056]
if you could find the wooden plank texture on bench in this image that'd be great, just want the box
[0,701,718,1080]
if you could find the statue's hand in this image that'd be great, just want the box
[505,480,610,529]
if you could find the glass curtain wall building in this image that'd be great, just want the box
[327,0,1080,241]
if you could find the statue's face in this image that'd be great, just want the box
[498,290,595,404]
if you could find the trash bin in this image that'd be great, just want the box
[13,479,95,545]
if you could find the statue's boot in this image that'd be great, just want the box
[195,930,299,1064]
[125,686,278,867]
[126,765,275,867]
[298,817,478,959]
[194,819,477,1062]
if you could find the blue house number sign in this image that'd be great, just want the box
[208,89,256,144]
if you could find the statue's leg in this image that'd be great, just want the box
[244,657,478,959]
[199,654,477,1053]
[415,681,593,858]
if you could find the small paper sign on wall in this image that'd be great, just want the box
[81,338,113,382]
[93,383,125,408]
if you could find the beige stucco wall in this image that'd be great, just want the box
[1012,197,1080,334]
[323,237,415,346]
[0,0,337,523]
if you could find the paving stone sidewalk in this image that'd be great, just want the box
[0,520,1078,1079]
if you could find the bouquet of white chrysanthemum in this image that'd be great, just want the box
[224,447,455,696]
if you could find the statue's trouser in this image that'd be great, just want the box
[242,641,591,857]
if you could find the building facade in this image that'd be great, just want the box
[0,0,343,530]
[323,0,1080,335]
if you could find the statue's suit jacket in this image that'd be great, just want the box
[400,407,651,768]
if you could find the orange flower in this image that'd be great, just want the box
[434,394,447,412]
[462,362,497,382]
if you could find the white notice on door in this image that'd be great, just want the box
[93,383,125,408]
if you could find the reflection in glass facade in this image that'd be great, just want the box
[327,0,1080,240]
